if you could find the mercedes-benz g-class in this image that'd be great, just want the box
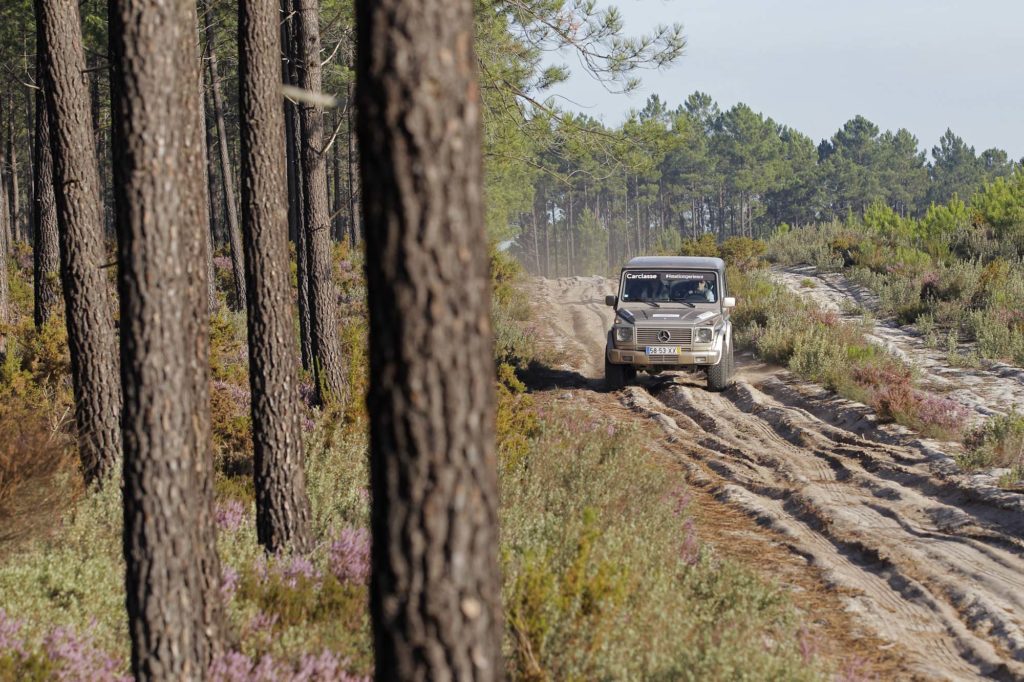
[604,256,736,391]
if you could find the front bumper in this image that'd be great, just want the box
[607,346,723,367]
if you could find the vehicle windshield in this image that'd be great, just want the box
[620,270,718,304]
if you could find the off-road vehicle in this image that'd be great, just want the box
[604,256,736,391]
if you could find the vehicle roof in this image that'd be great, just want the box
[623,256,726,273]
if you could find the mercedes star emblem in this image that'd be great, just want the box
[657,330,671,343]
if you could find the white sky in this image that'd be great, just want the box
[551,0,1024,159]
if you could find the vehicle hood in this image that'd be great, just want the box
[617,305,723,326]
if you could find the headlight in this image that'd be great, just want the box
[614,326,633,343]
[696,327,714,344]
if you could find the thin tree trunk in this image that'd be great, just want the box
[202,84,219,312]
[281,0,312,371]
[356,0,505,673]
[344,75,360,244]
[295,0,346,406]
[202,0,247,311]
[332,107,344,241]
[7,96,19,240]
[0,102,9,257]
[33,71,61,328]
[36,0,122,484]
[184,2,227,662]
[109,0,221,674]
[239,0,313,553]
[346,77,357,247]
[24,68,35,245]
[0,170,7,328]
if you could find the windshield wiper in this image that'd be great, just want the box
[644,301,660,308]
[669,300,696,308]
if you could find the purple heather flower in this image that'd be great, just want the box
[43,624,130,681]
[328,527,371,584]
[279,555,320,587]
[221,565,240,603]
[216,499,247,533]
[209,650,369,682]
[0,609,26,658]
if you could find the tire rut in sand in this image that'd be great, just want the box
[630,379,1024,680]
[530,276,1024,680]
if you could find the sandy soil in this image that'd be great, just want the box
[526,276,1024,681]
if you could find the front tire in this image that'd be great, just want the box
[605,355,627,391]
[707,335,734,392]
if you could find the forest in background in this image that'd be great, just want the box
[2,0,1019,283]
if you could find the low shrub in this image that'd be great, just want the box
[962,412,1024,474]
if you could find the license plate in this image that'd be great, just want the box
[646,346,679,355]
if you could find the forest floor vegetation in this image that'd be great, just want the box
[0,246,877,680]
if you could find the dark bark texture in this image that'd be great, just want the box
[355,0,504,674]
[109,0,219,675]
[294,0,346,405]
[280,1,312,371]
[182,0,226,664]
[202,0,247,312]
[33,72,61,329]
[239,0,313,553]
[36,0,123,484]
[0,171,7,326]
[201,87,220,312]
[0,102,8,260]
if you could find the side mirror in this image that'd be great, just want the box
[723,297,736,309]
[605,295,618,307]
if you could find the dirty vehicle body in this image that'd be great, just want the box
[604,256,736,391]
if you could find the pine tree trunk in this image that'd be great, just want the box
[281,0,312,371]
[0,102,9,257]
[202,0,247,312]
[355,0,504,672]
[201,86,219,312]
[0,175,8,327]
[332,108,344,241]
[35,0,122,484]
[239,0,314,553]
[295,0,346,406]
[32,73,61,329]
[109,0,221,675]
[24,71,35,246]
[6,96,19,240]
[182,1,226,663]
[346,75,360,246]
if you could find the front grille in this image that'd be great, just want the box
[650,355,678,364]
[636,328,693,348]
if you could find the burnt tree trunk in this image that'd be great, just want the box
[109,0,222,675]
[239,0,313,553]
[356,0,504,673]
[36,0,123,484]
[202,0,247,312]
[295,0,346,405]
[33,70,61,328]
[280,0,312,371]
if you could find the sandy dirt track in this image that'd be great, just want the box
[528,276,1024,681]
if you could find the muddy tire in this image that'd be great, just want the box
[605,355,627,391]
[707,335,734,392]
